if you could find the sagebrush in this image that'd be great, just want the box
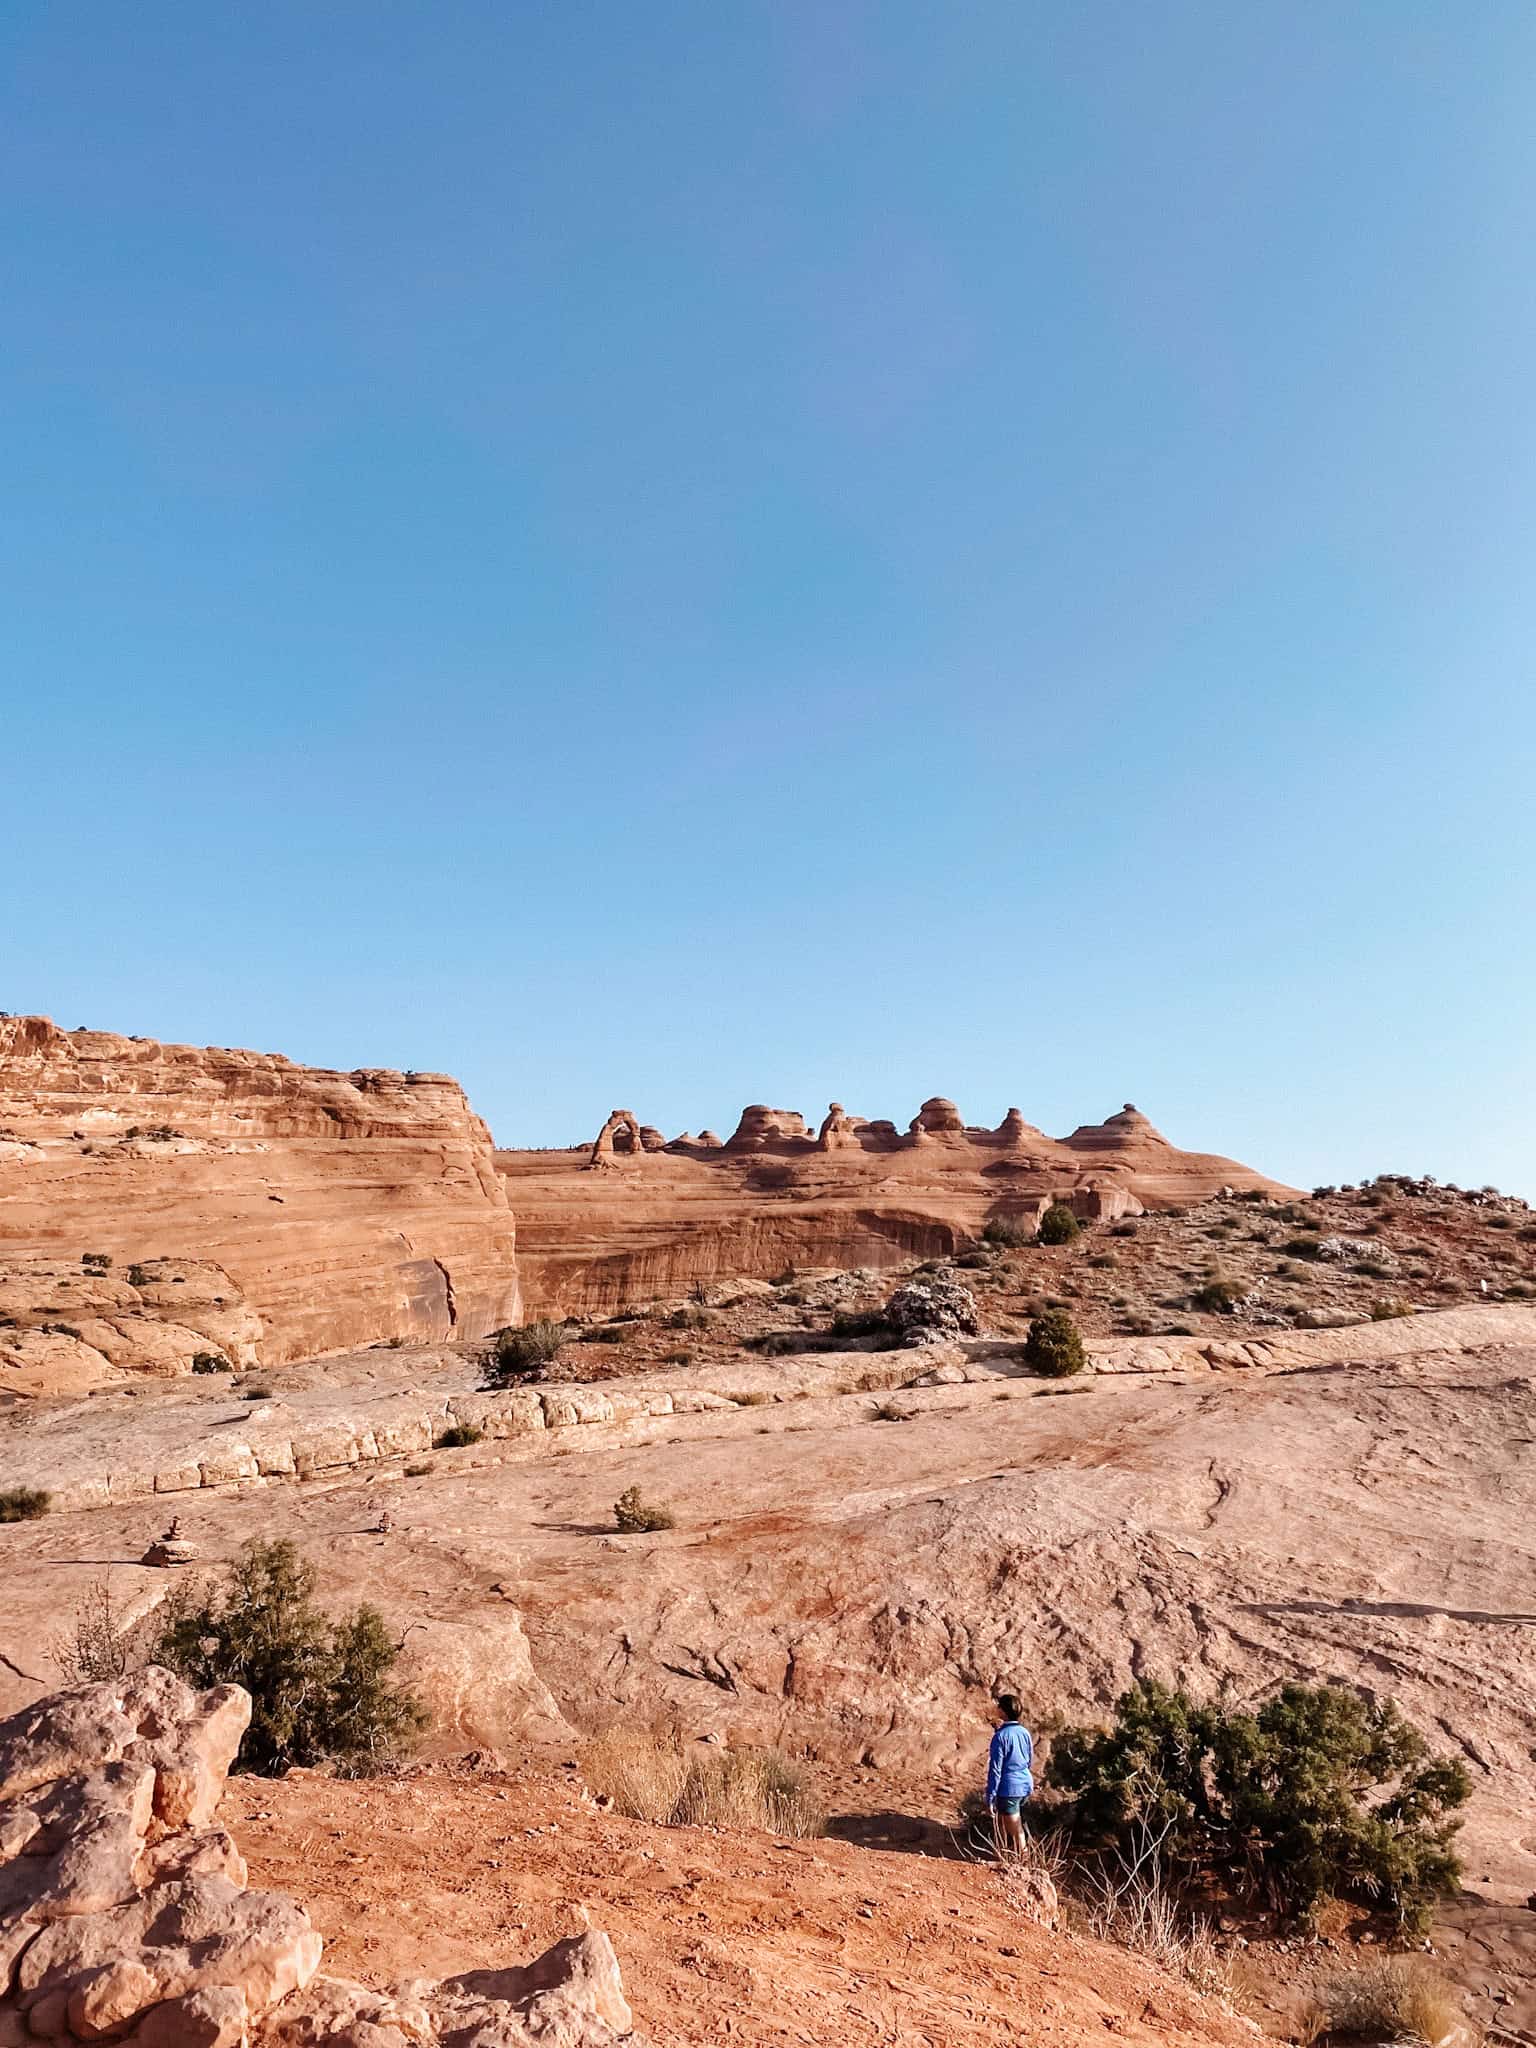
[484,1320,565,1384]
[614,1485,674,1533]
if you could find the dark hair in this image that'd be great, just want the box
[997,1693,1022,1722]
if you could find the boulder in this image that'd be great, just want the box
[883,1276,982,1346]
[0,1673,636,2047]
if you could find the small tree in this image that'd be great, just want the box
[1038,1204,1081,1246]
[484,1320,566,1385]
[156,1537,425,1775]
[1025,1307,1087,1377]
[1051,1678,1468,1933]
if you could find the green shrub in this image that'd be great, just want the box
[1051,1677,1468,1933]
[436,1421,484,1447]
[614,1485,675,1534]
[156,1537,425,1775]
[485,1319,566,1384]
[127,1263,151,1289]
[81,1251,112,1271]
[1024,1307,1086,1377]
[0,1487,51,1522]
[1038,1204,1081,1246]
[983,1215,1036,1248]
[191,1351,232,1374]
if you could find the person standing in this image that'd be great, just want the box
[986,1693,1034,1857]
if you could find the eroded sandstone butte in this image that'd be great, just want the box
[0,1017,519,1392]
[499,1096,1294,1315]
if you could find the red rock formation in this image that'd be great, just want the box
[0,1017,519,1389]
[498,1095,1293,1315]
[0,1669,633,2048]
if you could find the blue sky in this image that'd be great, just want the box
[3,3,1533,1192]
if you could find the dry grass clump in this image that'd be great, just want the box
[1081,1880,1229,1998]
[584,1732,823,1838]
[52,1577,148,1683]
[0,1486,50,1522]
[1299,1957,1464,2044]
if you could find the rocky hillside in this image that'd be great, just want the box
[497,1097,1293,1315]
[0,1017,519,1392]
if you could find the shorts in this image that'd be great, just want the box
[993,1796,1025,1817]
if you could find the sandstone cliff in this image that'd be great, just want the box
[499,1096,1292,1315]
[0,1018,519,1391]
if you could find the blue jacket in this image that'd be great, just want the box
[986,1722,1034,1804]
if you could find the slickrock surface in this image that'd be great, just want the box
[499,1099,1293,1315]
[0,1018,520,1392]
[7,1304,1530,1517]
[0,1669,635,2048]
[5,1308,1536,1920]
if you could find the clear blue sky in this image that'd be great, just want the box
[3,3,1534,1193]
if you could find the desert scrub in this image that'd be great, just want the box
[52,1578,148,1683]
[435,1421,484,1447]
[982,1215,1036,1249]
[1299,1959,1463,2047]
[1370,1298,1416,1321]
[827,1306,893,1343]
[614,1485,675,1533]
[1037,1204,1081,1246]
[191,1351,231,1374]
[666,1302,714,1330]
[484,1319,566,1384]
[1051,1677,1468,1933]
[1192,1277,1245,1313]
[0,1486,51,1522]
[584,1731,823,1838]
[1024,1306,1086,1377]
[156,1536,425,1775]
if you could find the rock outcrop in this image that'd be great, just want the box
[0,1670,634,2048]
[498,1094,1291,1315]
[0,1018,519,1392]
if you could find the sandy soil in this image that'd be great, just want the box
[226,1757,1251,2048]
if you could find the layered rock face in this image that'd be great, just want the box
[0,1668,634,2048]
[498,1097,1292,1316]
[0,1018,519,1392]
